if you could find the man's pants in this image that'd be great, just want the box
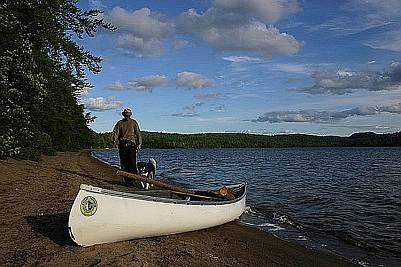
[118,143,138,185]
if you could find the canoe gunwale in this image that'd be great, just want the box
[80,183,246,206]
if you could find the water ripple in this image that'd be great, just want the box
[93,147,401,267]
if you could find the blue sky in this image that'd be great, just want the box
[78,0,401,136]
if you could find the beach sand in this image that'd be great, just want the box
[0,150,357,266]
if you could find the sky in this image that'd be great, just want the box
[78,0,401,136]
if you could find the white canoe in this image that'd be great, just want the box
[68,183,246,246]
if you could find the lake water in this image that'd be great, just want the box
[92,147,401,266]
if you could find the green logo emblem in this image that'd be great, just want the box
[80,196,97,216]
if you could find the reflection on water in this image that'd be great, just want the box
[93,147,401,267]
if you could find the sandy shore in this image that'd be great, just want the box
[0,150,357,266]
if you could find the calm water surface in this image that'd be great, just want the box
[93,147,401,266]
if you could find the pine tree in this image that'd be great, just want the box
[0,0,114,159]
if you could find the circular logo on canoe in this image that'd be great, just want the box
[80,196,97,216]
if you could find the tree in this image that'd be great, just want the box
[0,0,114,159]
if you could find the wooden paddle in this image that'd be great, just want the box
[116,170,235,200]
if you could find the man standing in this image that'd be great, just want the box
[112,108,142,185]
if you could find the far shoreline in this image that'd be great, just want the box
[90,131,401,150]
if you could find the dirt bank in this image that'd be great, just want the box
[0,150,356,266]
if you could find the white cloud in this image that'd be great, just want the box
[378,102,401,113]
[180,8,300,57]
[196,116,235,122]
[116,34,165,56]
[176,72,215,89]
[170,112,199,118]
[106,1,301,57]
[85,97,122,111]
[325,124,395,131]
[221,56,261,62]
[106,81,125,90]
[170,102,205,117]
[294,62,401,95]
[107,7,173,56]
[128,75,170,91]
[177,2,301,57]
[109,7,172,38]
[213,0,300,24]
[310,0,401,35]
[365,29,401,52]
[252,103,401,123]
[106,72,214,91]
[345,0,401,20]
[307,0,401,53]
[307,16,392,36]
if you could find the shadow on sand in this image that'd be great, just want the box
[26,213,75,246]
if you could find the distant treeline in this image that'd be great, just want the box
[93,131,401,149]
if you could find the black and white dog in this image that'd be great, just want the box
[137,158,156,189]
[123,158,156,189]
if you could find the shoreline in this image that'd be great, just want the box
[0,150,357,266]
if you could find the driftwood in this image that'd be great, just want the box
[116,170,235,200]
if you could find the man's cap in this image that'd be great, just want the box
[122,108,132,116]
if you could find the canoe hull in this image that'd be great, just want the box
[68,185,246,246]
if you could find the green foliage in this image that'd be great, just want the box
[89,131,112,149]
[93,131,401,149]
[0,0,113,159]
